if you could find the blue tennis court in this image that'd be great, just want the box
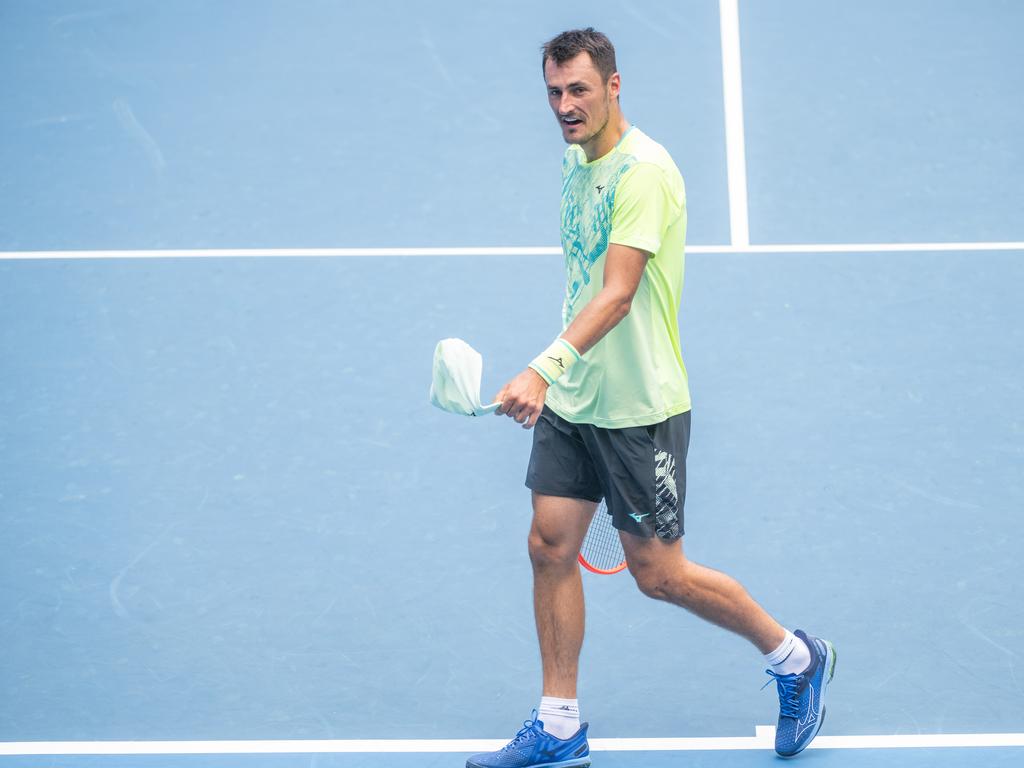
[2,2,1022,767]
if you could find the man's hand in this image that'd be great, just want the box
[493,368,549,429]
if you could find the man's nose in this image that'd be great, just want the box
[558,94,576,115]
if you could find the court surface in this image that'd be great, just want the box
[2,1,1022,766]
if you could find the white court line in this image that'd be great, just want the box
[718,0,751,247]
[0,242,1023,261]
[0,247,562,260]
[2,728,1024,755]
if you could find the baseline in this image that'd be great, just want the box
[3,728,1024,756]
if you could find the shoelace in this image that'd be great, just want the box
[502,711,542,751]
[763,670,804,719]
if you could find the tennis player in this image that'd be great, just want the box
[467,28,835,768]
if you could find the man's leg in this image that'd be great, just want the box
[465,492,596,768]
[528,492,597,697]
[619,533,785,654]
[466,409,600,768]
[620,532,836,758]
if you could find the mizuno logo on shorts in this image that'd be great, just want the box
[630,512,649,522]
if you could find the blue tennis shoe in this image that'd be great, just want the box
[766,630,837,757]
[466,711,590,768]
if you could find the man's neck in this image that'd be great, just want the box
[581,113,631,162]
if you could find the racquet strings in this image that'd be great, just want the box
[579,499,625,573]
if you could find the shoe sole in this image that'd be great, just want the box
[466,760,590,768]
[777,639,837,759]
[545,761,590,768]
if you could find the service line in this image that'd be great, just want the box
[2,242,1024,260]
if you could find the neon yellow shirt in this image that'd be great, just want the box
[545,126,691,428]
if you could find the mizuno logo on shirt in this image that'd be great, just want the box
[596,185,605,193]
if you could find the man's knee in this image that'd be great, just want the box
[630,555,690,601]
[631,565,669,600]
[528,527,579,571]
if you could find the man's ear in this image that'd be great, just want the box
[607,72,621,100]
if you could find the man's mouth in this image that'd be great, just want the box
[561,115,584,127]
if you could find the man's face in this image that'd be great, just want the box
[544,52,619,147]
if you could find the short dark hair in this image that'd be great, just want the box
[541,28,617,82]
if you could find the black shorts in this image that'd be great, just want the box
[525,406,691,540]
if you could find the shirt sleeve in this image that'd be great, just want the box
[609,162,682,256]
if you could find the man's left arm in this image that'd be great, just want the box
[495,162,677,429]
[493,243,649,428]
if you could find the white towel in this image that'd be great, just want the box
[429,338,501,417]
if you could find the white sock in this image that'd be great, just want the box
[765,630,811,676]
[538,696,580,739]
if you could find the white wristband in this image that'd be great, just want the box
[528,338,582,385]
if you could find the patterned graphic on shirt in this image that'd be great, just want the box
[560,152,634,326]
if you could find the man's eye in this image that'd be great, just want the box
[549,90,560,97]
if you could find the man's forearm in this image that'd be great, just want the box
[560,288,633,357]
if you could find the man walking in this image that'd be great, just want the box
[469,29,835,768]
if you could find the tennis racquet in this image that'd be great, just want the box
[578,499,627,574]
